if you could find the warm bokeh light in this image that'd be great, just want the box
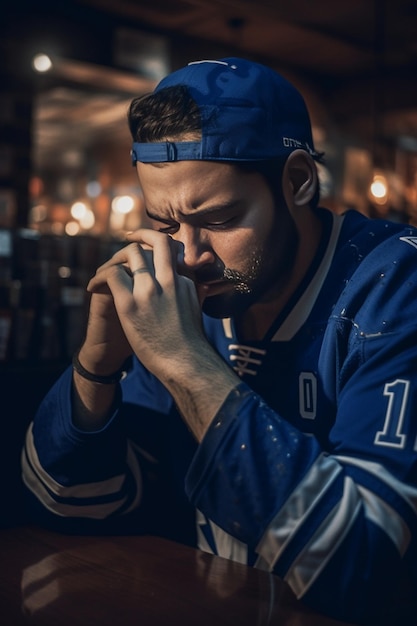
[369,174,388,205]
[79,208,95,230]
[29,176,44,198]
[69,201,96,230]
[111,195,135,214]
[71,201,88,220]
[32,53,53,73]
[30,204,48,223]
[65,221,81,236]
[58,266,72,279]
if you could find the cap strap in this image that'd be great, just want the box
[131,141,203,165]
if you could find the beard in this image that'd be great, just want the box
[199,209,299,319]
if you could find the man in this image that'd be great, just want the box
[22,58,417,624]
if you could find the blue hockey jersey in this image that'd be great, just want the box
[22,208,417,624]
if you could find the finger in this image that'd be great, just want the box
[87,242,154,291]
[125,228,154,243]
[88,248,157,294]
[127,229,177,283]
[88,261,148,301]
[87,264,125,293]
[95,243,151,275]
[131,268,153,277]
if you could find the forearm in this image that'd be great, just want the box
[71,345,127,431]
[72,372,118,431]
[159,346,240,441]
[22,367,136,526]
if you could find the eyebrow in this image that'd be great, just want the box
[145,200,241,222]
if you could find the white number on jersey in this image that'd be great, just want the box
[299,372,317,420]
[375,379,410,448]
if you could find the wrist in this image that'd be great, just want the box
[73,349,127,385]
[72,373,121,431]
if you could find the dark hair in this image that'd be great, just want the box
[128,85,320,208]
[128,85,202,143]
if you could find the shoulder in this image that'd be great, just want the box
[325,208,417,280]
[337,209,417,252]
[330,213,417,334]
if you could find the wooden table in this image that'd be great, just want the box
[0,526,352,626]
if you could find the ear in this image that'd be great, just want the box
[283,149,318,207]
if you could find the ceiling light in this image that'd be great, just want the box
[32,53,53,73]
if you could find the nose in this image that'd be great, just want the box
[173,225,215,274]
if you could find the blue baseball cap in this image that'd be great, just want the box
[131,57,322,165]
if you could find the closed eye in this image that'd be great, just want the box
[145,212,179,234]
[146,204,242,233]
[156,216,239,233]
[203,215,239,230]
[158,224,179,234]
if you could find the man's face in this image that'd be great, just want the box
[136,160,298,318]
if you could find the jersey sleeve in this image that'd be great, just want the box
[185,237,417,625]
[21,361,176,535]
[185,368,417,624]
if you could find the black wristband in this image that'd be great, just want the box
[72,350,126,384]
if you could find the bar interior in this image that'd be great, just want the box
[1,2,417,624]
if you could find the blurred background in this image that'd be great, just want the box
[2,0,417,236]
[1,0,417,522]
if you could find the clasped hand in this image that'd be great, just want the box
[85,228,205,383]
